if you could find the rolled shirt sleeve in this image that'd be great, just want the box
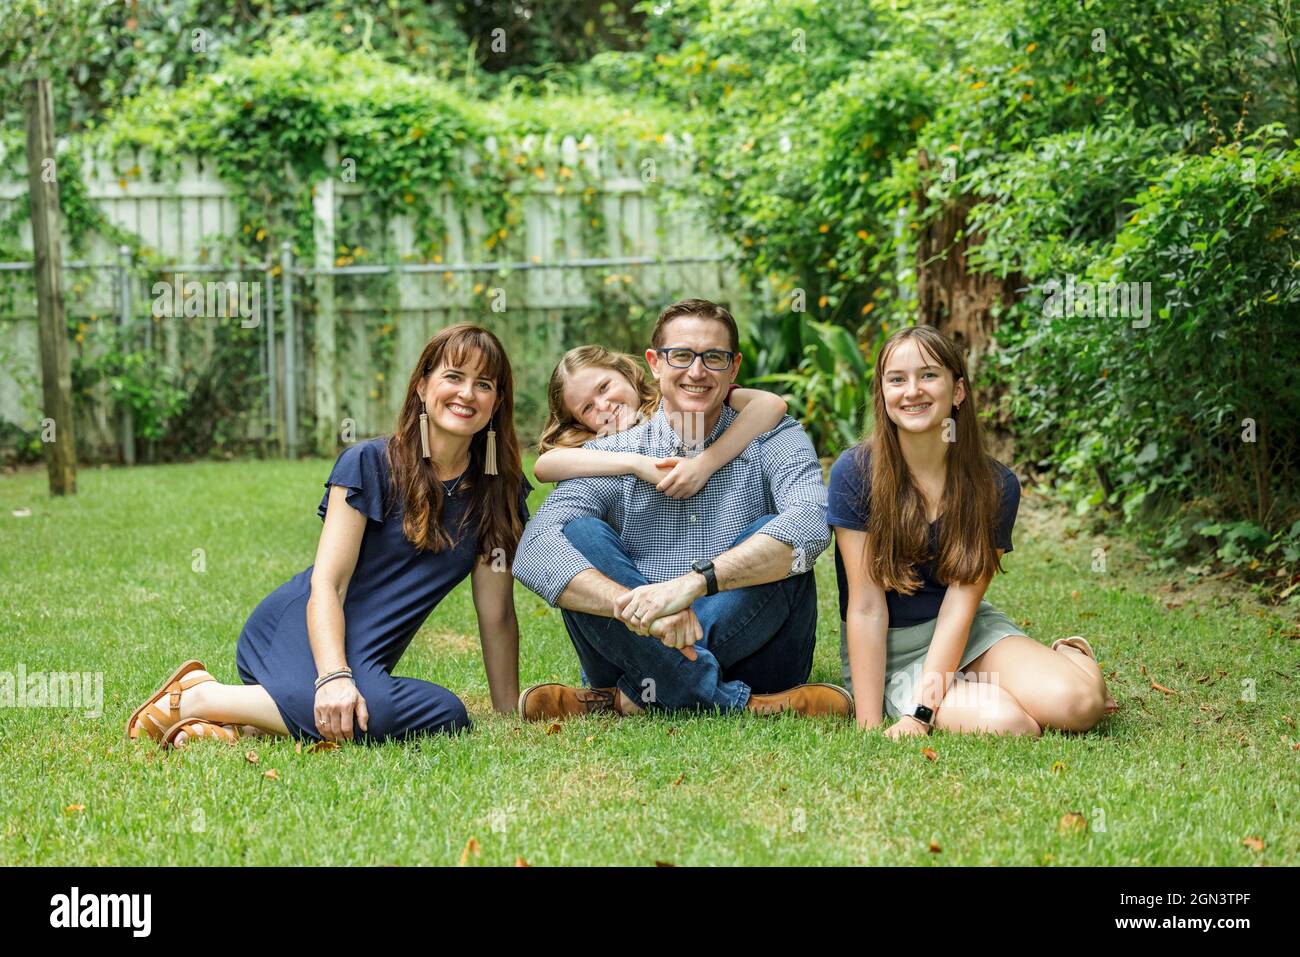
[755,417,831,575]
[512,474,620,606]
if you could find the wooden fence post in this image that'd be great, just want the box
[280,241,298,458]
[117,244,136,465]
[313,141,338,455]
[22,77,77,495]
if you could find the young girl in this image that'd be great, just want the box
[126,324,530,748]
[534,344,787,495]
[829,325,1117,738]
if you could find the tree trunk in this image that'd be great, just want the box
[24,77,77,495]
[914,149,1019,463]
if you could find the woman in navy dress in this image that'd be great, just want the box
[126,324,530,747]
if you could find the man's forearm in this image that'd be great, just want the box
[555,568,628,617]
[713,532,795,591]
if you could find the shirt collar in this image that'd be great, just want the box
[650,400,737,455]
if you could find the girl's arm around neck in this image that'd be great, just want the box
[698,387,788,471]
[533,447,661,484]
[652,388,789,499]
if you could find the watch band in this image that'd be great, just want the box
[691,559,718,596]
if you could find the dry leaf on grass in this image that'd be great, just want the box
[1242,836,1264,852]
[245,750,259,764]
[263,769,279,781]
[672,772,686,786]
[1052,761,1067,773]
[654,860,675,867]
[514,857,531,867]
[928,841,941,853]
[305,740,338,754]
[1151,681,1178,695]
[64,804,84,813]
[1059,812,1088,833]
[545,723,561,735]
[459,837,481,865]
[921,747,938,762]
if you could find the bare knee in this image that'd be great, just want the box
[942,682,1041,736]
[1038,676,1106,733]
[984,702,1041,736]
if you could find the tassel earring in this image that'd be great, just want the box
[484,419,499,476]
[418,412,431,459]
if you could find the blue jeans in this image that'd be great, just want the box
[560,515,817,713]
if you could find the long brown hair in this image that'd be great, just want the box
[537,345,658,452]
[386,324,526,562]
[862,325,1005,592]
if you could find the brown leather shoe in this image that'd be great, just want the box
[746,683,853,717]
[518,684,620,721]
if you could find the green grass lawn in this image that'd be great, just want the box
[0,455,1296,866]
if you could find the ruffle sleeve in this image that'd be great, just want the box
[518,478,534,524]
[317,439,390,524]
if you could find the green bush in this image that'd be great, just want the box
[1001,130,1300,549]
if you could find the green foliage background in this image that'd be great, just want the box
[2,0,1299,595]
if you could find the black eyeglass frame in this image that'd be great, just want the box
[654,347,737,371]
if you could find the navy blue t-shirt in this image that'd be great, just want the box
[827,445,1020,627]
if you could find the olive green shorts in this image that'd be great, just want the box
[838,600,1025,719]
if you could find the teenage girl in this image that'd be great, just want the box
[829,325,1117,738]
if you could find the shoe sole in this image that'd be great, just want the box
[1052,636,1097,660]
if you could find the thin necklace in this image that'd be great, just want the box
[441,471,466,496]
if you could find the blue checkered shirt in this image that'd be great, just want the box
[513,402,830,606]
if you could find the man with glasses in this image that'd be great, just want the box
[513,298,851,719]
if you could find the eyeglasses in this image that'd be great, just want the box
[656,347,736,371]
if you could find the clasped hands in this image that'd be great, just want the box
[612,573,709,657]
[634,455,715,500]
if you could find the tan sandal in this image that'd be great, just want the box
[163,718,241,750]
[125,660,214,743]
[1052,637,1120,714]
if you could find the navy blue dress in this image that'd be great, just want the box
[235,437,530,743]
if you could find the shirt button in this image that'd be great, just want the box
[689,514,697,523]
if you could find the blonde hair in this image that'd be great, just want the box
[538,345,658,452]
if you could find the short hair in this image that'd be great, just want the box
[651,298,740,353]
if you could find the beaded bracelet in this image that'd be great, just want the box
[314,668,353,690]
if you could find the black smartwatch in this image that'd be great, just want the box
[910,704,935,727]
[690,559,718,596]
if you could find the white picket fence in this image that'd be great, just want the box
[0,134,747,460]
